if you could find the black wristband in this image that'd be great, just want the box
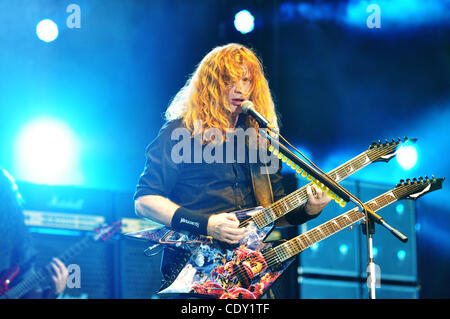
[171,207,209,236]
[284,203,318,226]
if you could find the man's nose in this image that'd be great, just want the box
[234,81,244,93]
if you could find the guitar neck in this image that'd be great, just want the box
[3,235,94,299]
[251,150,374,228]
[269,185,412,264]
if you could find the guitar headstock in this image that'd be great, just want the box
[395,175,445,200]
[367,137,417,163]
[93,220,122,242]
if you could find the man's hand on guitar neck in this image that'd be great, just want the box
[48,258,69,295]
[304,185,332,217]
[276,184,332,227]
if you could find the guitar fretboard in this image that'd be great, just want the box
[265,183,422,265]
[250,145,395,229]
[3,235,94,299]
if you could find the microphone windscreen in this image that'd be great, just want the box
[240,100,254,113]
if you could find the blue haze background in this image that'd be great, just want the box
[0,0,449,297]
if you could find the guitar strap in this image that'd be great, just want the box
[249,161,274,208]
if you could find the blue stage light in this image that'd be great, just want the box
[396,203,405,215]
[345,0,450,29]
[415,223,421,232]
[397,250,406,261]
[373,247,378,257]
[14,118,80,185]
[1,168,19,191]
[396,144,418,170]
[36,19,59,42]
[234,10,255,34]
[339,244,349,255]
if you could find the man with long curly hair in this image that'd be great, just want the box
[134,43,331,295]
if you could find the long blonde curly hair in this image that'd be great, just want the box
[165,43,278,141]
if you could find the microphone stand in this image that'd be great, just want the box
[258,128,408,299]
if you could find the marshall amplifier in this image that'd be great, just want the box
[16,182,117,299]
[17,181,115,219]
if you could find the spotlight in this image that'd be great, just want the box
[396,143,418,170]
[14,117,80,185]
[395,203,405,215]
[234,10,255,34]
[36,19,59,42]
[397,250,406,261]
[372,247,378,257]
[339,244,349,255]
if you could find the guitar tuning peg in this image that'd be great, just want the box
[425,175,429,181]
[378,140,382,144]
[399,179,405,185]
[392,138,396,143]
[419,176,424,182]
[432,174,436,180]
[406,178,411,184]
[413,177,417,183]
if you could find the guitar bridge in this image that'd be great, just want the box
[261,247,282,271]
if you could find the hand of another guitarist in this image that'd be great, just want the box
[207,213,247,244]
[49,258,69,294]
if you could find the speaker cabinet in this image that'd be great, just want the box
[298,180,362,278]
[361,283,419,299]
[358,182,418,283]
[30,231,115,299]
[298,276,361,299]
[297,179,418,284]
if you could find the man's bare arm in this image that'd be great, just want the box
[134,195,246,244]
[135,195,179,227]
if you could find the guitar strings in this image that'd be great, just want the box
[252,144,406,228]
[182,145,422,291]
[239,145,395,228]
[266,194,395,267]
[265,208,365,268]
[216,249,271,291]
[239,151,368,228]
[198,181,430,292]
[263,182,430,268]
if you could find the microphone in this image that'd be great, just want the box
[240,100,278,132]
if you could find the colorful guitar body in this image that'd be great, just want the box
[125,138,421,298]
[126,176,444,299]
[126,206,288,298]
